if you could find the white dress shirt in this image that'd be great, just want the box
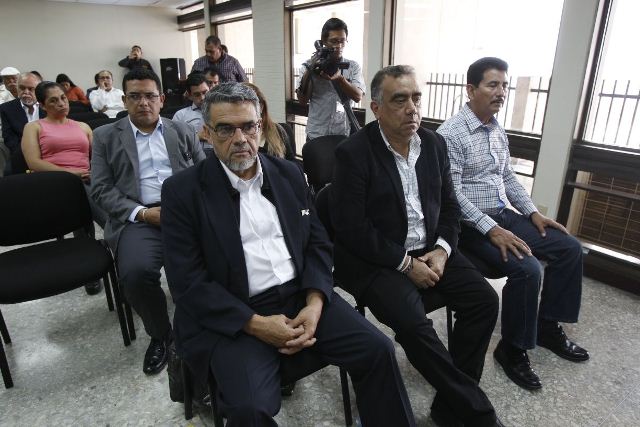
[127,118,172,222]
[379,126,451,268]
[220,157,296,297]
[89,87,125,118]
[172,103,204,134]
[21,101,40,123]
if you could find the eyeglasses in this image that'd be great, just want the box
[208,122,260,139]
[326,38,348,46]
[98,76,112,80]
[126,93,161,103]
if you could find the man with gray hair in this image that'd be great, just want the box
[161,82,415,426]
[331,65,504,426]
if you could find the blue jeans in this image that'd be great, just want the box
[460,209,583,349]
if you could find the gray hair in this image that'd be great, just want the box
[370,65,416,103]
[18,72,42,83]
[202,82,261,125]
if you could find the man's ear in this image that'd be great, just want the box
[121,95,126,103]
[370,100,381,119]
[466,84,475,101]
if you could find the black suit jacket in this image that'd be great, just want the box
[161,153,334,376]
[330,121,461,300]
[0,99,46,173]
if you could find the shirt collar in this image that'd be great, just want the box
[219,154,263,190]
[190,102,201,111]
[128,116,164,138]
[461,102,499,132]
[21,101,38,111]
[379,122,421,154]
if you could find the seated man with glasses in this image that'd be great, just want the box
[161,82,416,426]
[90,68,206,376]
[88,70,125,118]
[296,17,365,140]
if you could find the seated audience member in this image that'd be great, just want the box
[161,82,415,426]
[191,35,247,82]
[86,73,100,99]
[0,72,44,175]
[243,82,295,161]
[56,73,90,105]
[118,45,154,72]
[89,70,125,118]
[0,66,20,104]
[172,73,209,134]
[21,81,106,295]
[90,68,206,375]
[330,65,504,427]
[30,70,43,80]
[203,67,221,90]
[437,57,589,391]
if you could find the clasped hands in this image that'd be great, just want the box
[244,291,324,355]
[407,247,448,289]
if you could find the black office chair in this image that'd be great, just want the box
[302,135,346,193]
[314,184,455,342]
[115,110,129,119]
[68,111,109,123]
[0,171,131,389]
[68,101,92,114]
[278,122,296,157]
[183,348,354,426]
[159,105,185,119]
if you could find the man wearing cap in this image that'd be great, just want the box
[0,67,20,104]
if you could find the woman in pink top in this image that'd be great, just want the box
[22,81,93,180]
[21,81,107,295]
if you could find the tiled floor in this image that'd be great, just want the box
[1,241,639,426]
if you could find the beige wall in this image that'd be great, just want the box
[0,0,191,92]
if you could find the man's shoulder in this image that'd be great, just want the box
[0,98,19,114]
[93,117,127,139]
[162,117,193,137]
[437,109,469,139]
[335,122,378,155]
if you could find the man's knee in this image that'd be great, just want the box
[507,256,543,284]
[225,396,280,422]
[118,259,162,299]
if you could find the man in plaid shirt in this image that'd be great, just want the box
[438,57,589,391]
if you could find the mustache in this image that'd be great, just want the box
[231,143,252,153]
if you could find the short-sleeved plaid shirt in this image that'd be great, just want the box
[437,103,537,235]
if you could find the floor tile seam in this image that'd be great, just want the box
[595,385,633,427]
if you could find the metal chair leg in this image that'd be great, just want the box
[108,266,130,346]
[0,338,13,389]
[103,274,115,312]
[183,362,194,420]
[446,306,453,350]
[208,372,224,427]
[0,310,11,344]
[339,367,353,426]
[124,302,136,341]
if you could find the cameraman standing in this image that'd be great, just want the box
[296,18,365,140]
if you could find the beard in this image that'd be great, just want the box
[216,143,258,173]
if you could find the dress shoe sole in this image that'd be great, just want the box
[494,350,542,391]
[537,341,590,362]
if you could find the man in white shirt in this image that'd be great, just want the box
[162,82,415,426]
[173,72,211,155]
[0,67,20,105]
[89,70,125,118]
[90,68,206,376]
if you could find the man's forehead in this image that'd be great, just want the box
[19,76,38,86]
[482,69,508,82]
[383,74,419,94]
[210,102,257,122]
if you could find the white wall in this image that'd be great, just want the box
[0,0,191,92]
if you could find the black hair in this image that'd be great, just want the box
[203,66,220,77]
[370,65,415,103]
[93,72,100,85]
[132,45,142,50]
[205,35,221,46]
[220,44,228,54]
[30,70,43,80]
[122,68,161,93]
[55,73,76,88]
[35,81,64,104]
[185,73,207,92]
[321,18,348,42]
[467,57,509,87]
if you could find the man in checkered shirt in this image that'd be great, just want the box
[438,57,589,391]
[191,35,247,83]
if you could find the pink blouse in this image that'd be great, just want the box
[38,119,90,171]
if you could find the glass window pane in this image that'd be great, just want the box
[393,0,563,135]
[583,0,640,149]
[291,0,365,99]
[217,18,254,78]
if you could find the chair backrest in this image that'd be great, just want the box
[115,110,129,119]
[302,135,346,192]
[87,117,118,130]
[68,111,109,123]
[68,101,92,114]
[278,122,296,157]
[0,171,93,246]
[314,184,334,242]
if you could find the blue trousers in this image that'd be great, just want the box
[460,209,583,350]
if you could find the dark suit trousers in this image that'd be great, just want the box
[209,282,415,427]
[460,208,583,350]
[361,252,498,427]
[117,222,171,340]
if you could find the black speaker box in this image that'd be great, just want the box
[160,58,186,94]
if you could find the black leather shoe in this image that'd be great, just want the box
[430,397,463,427]
[494,339,541,390]
[494,417,507,427]
[143,338,169,375]
[84,280,103,295]
[537,322,589,362]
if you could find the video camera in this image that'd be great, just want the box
[310,40,350,76]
